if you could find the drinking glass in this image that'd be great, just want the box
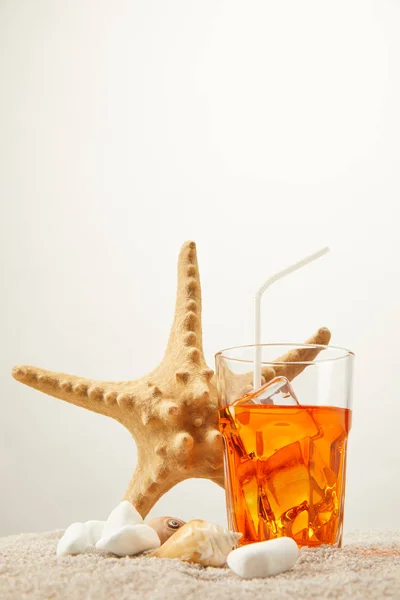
[215,344,354,548]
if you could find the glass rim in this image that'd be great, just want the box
[215,343,354,366]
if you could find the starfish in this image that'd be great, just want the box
[12,242,331,517]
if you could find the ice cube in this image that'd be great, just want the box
[258,485,278,539]
[311,486,338,541]
[280,500,309,538]
[233,377,301,407]
[236,459,259,540]
[258,439,313,532]
[307,442,341,541]
[309,443,337,495]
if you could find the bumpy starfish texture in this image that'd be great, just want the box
[12,242,331,517]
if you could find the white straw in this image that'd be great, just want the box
[253,247,330,390]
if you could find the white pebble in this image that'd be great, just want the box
[57,523,87,556]
[85,520,106,545]
[227,537,299,579]
[56,501,147,557]
[101,501,143,538]
[57,520,105,556]
[96,524,161,556]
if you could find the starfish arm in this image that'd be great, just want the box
[11,365,136,418]
[272,327,331,381]
[122,460,178,518]
[215,328,331,403]
[210,473,225,488]
[163,241,205,366]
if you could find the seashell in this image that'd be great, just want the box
[147,517,186,544]
[152,519,242,567]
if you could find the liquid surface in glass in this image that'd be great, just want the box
[219,403,351,547]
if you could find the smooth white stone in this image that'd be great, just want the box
[57,520,105,556]
[227,537,299,579]
[57,522,88,556]
[96,524,161,557]
[101,501,143,538]
[85,520,105,545]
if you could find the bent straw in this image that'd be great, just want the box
[253,247,330,390]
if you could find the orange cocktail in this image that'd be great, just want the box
[219,403,351,547]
